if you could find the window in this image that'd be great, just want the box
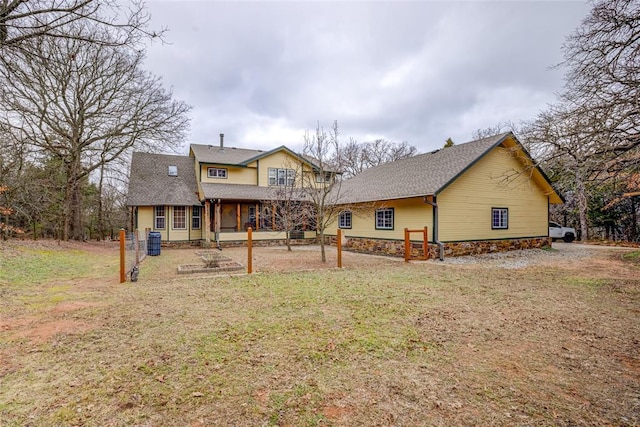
[168,165,178,176]
[192,206,201,229]
[268,168,295,186]
[207,167,227,179]
[316,172,333,183]
[492,207,508,229]
[339,211,352,229]
[154,206,165,229]
[376,208,394,230]
[173,206,186,229]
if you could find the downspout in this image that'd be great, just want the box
[423,195,445,261]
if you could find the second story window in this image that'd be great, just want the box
[268,168,295,186]
[315,172,333,183]
[207,167,227,179]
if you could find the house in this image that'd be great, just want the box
[126,135,324,246]
[126,132,562,257]
[325,132,563,258]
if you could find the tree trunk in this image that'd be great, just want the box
[575,172,589,241]
[319,229,326,263]
[97,162,105,240]
[64,156,84,241]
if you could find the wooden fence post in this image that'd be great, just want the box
[404,228,410,262]
[337,229,342,268]
[423,226,429,260]
[119,229,126,283]
[247,227,253,274]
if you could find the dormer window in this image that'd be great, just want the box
[207,167,228,179]
[168,165,178,176]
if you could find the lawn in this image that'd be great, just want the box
[1,241,639,426]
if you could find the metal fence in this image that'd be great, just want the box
[121,229,148,282]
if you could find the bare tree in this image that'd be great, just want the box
[521,98,615,240]
[339,138,417,178]
[561,0,639,158]
[261,158,313,251]
[0,28,190,240]
[302,121,345,263]
[472,121,518,140]
[520,0,640,241]
[0,0,161,50]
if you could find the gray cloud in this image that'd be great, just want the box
[144,0,589,153]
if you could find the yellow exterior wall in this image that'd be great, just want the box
[137,206,154,232]
[327,198,433,241]
[199,164,257,185]
[252,151,314,188]
[437,146,548,241]
[135,205,203,242]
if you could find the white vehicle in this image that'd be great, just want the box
[549,221,576,243]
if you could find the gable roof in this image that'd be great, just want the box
[337,132,563,204]
[126,152,200,206]
[190,143,319,169]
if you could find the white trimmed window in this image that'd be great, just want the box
[154,206,165,229]
[268,168,295,186]
[173,206,186,229]
[375,208,394,230]
[339,211,352,229]
[315,172,333,183]
[492,207,508,229]
[207,167,227,179]
[192,206,201,230]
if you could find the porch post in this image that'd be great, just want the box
[204,200,211,242]
[214,201,221,234]
[236,203,241,231]
[255,203,260,231]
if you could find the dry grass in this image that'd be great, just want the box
[1,240,639,426]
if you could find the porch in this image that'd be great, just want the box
[202,199,316,243]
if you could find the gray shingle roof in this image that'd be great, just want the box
[126,152,200,206]
[336,133,512,204]
[190,143,324,170]
[190,144,267,165]
[201,183,308,201]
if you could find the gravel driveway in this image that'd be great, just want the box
[428,241,636,269]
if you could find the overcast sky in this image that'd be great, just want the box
[143,0,590,154]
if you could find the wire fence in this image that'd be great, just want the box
[121,229,148,282]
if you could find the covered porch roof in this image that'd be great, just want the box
[200,183,309,202]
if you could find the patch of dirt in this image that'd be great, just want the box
[3,301,101,345]
[11,318,94,344]
[52,301,101,314]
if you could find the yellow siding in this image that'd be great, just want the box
[137,206,154,231]
[199,164,257,185]
[327,198,433,241]
[437,147,548,241]
[253,151,314,188]
[135,205,203,242]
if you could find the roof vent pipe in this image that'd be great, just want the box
[219,133,224,150]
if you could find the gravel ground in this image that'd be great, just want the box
[426,242,636,269]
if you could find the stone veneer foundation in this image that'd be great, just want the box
[330,236,551,259]
[161,235,551,259]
